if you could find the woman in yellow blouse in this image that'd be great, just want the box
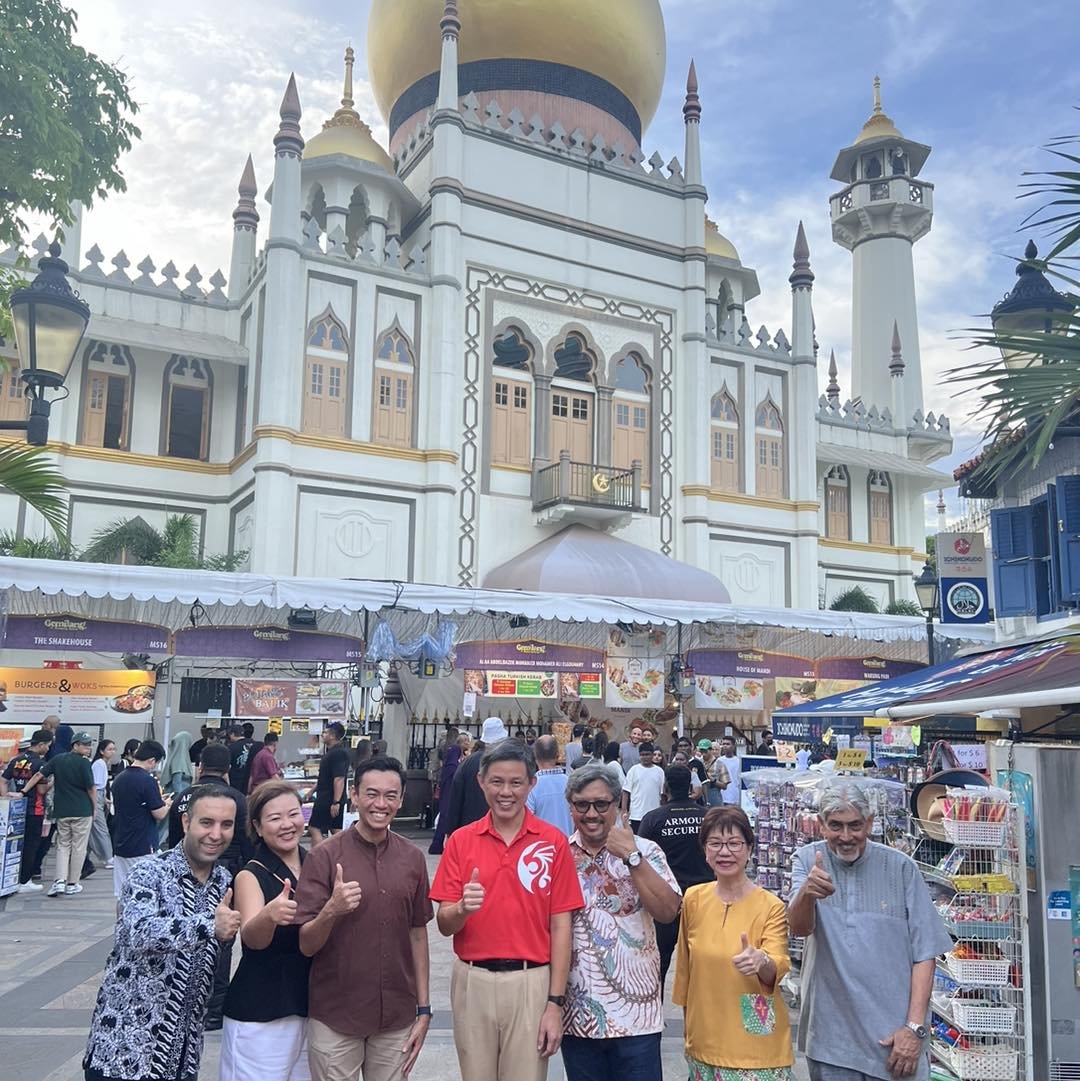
[674,805,794,1081]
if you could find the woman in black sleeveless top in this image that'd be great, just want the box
[221,780,311,1081]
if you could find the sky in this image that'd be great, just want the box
[38,0,1080,528]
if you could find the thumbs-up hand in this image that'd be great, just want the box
[326,861,363,917]
[732,930,766,976]
[214,887,241,942]
[268,877,298,926]
[804,848,835,900]
[462,867,485,915]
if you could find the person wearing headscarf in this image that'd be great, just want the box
[429,732,469,855]
[162,730,194,797]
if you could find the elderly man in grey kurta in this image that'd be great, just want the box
[789,784,951,1081]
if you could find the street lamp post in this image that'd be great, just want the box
[1,241,90,445]
[914,562,940,666]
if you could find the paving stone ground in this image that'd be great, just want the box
[0,829,810,1080]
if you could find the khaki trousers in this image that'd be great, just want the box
[308,1017,413,1081]
[449,957,550,1081]
[55,816,92,885]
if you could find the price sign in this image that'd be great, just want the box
[267,717,283,735]
[775,741,797,763]
[822,727,834,745]
[835,748,867,772]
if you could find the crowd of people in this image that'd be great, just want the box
[1,716,948,1081]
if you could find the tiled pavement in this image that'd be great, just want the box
[0,833,810,1081]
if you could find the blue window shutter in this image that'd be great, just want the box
[1055,475,1080,603]
[991,506,1036,616]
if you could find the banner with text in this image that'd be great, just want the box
[174,626,364,662]
[457,639,604,701]
[605,628,667,709]
[231,678,349,719]
[1,615,170,654]
[0,668,158,723]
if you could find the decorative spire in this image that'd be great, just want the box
[789,220,814,288]
[827,349,840,403]
[233,155,259,230]
[854,73,902,144]
[683,59,701,124]
[441,0,461,38]
[872,74,882,115]
[937,489,946,514]
[341,45,355,110]
[274,73,304,156]
[889,320,905,377]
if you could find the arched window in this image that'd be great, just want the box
[825,465,851,540]
[372,321,414,448]
[710,388,739,492]
[163,355,212,460]
[550,334,595,461]
[612,353,650,480]
[862,152,883,180]
[754,397,784,498]
[869,469,893,545]
[491,330,532,468]
[0,357,28,425]
[345,186,368,257]
[304,311,349,437]
[81,342,134,450]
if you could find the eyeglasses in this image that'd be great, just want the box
[570,798,615,815]
[704,838,748,853]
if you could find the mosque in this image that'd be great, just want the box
[0,0,952,611]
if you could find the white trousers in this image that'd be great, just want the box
[220,1015,311,1081]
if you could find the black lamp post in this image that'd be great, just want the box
[914,562,940,666]
[1,241,90,445]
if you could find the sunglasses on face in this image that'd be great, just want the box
[571,798,615,815]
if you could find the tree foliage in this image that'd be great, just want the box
[951,116,1080,484]
[829,586,880,613]
[0,442,68,535]
[80,513,248,571]
[0,0,141,249]
[884,599,922,616]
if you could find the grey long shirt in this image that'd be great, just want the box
[792,840,953,1081]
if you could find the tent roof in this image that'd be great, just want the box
[482,524,731,603]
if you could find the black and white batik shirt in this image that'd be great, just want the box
[84,845,231,1081]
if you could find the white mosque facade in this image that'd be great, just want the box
[0,0,953,611]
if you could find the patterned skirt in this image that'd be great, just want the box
[687,1057,794,1081]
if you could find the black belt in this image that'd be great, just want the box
[467,958,547,972]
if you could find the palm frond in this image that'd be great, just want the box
[203,549,249,572]
[0,443,69,536]
[81,515,162,565]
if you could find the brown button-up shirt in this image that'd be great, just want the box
[295,827,433,1038]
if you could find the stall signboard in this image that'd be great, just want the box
[174,626,364,662]
[936,531,990,625]
[689,649,811,710]
[605,628,666,709]
[835,748,868,772]
[232,678,348,719]
[1,615,170,654]
[0,668,157,723]
[457,639,604,701]
[772,712,866,743]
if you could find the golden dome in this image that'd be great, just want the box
[853,75,902,145]
[367,0,666,138]
[305,47,394,172]
[705,216,739,262]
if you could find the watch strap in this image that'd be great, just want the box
[416,1005,432,1017]
[547,994,565,1007]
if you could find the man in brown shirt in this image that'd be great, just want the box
[296,755,434,1081]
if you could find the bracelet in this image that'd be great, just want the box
[416,1005,432,1017]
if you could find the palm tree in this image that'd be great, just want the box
[951,119,1080,485]
[81,512,247,570]
[0,442,68,536]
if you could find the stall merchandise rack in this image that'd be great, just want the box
[914,800,1031,1081]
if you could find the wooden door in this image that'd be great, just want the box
[83,372,107,446]
[826,480,850,539]
[303,357,346,437]
[756,435,783,498]
[870,488,891,544]
[711,426,738,491]
[551,391,592,461]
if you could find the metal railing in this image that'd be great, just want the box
[532,451,642,512]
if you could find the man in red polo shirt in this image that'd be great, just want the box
[431,738,583,1081]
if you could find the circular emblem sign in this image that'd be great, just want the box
[953,537,972,556]
[946,581,985,620]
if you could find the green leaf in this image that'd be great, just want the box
[0,441,68,535]
[829,586,880,613]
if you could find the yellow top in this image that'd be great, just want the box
[305,46,393,172]
[367,0,666,133]
[674,882,794,1069]
[705,215,739,262]
[854,75,903,145]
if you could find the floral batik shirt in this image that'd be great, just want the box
[84,845,231,1081]
[565,833,681,1038]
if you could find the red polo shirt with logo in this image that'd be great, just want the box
[430,809,584,963]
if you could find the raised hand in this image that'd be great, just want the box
[732,931,766,976]
[326,862,362,917]
[605,814,638,861]
[804,849,835,899]
[268,877,298,926]
[462,867,485,915]
[214,887,241,942]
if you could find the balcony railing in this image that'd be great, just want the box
[532,451,643,514]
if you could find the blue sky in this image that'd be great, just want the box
[56,0,1080,525]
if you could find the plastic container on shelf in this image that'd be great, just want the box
[945,953,1011,986]
[942,818,1007,847]
[943,915,1013,941]
[933,995,1016,1035]
[931,1043,1018,1080]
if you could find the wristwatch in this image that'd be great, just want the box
[623,850,643,869]
[905,1021,928,1040]
[547,995,565,1007]
[416,1005,432,1017]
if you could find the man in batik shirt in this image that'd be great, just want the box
[83,786,241,1081]
[562,764,681,1080]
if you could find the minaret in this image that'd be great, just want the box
[788,221,818,504]
[228,155,259,300]
[889,320,906,423]
[437,1,461,109]
[268,75,304,242]
[936,489,947,533]
[682,60,702,187]
[830,77,932,420]
[826,349,840,405]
